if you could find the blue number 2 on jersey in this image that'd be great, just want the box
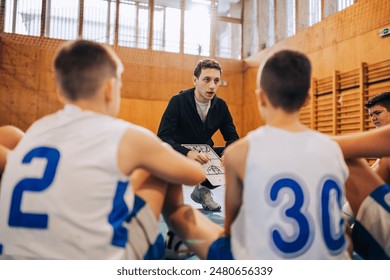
[8,147,60,229]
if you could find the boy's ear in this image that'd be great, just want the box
[258,90,267,107]
[56,88,66,105]
[104,79,114,102]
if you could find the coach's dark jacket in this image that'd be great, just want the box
[157,88,239,156]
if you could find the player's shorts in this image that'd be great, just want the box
[352,184,390,260]
[0,194,164,260]
[125,195,165,260]
[207,236,234,260]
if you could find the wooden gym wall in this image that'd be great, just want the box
[1,0,389,142]
[0,34,243,145]
[243,0,390,136]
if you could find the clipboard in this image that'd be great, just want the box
[182,144,225,186]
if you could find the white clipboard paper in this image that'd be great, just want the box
[182,144,225,186]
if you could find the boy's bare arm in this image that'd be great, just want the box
[223,138,248,236]
[0,125,24,150]
[118,126,205,186]
[0,145,9,174]
[332,126,390,159]
[375,157,390,184]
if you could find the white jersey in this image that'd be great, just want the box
[231,126,350,259]
[0,105,158,259]
[352,184,390,259]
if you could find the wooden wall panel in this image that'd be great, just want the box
[118,98,168,133]
[243,0,390,136]
[336,69,361,134]
[0,34,244,147]
[1,0,388,140]
[245,0,390,75]
[242,67,264,136]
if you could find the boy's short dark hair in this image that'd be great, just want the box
[365,92,390,111]
[193,58,222,78]
[54,39,121,101]
[260,50,311,113]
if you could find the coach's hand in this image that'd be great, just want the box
[187,150,209,165]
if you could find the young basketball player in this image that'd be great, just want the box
[364,92,390,185]
[0,39,205,259]
[169,50,351,259]
[333,126,390,259]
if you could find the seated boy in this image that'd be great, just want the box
[334,126,390,259]
[0,39,206,259]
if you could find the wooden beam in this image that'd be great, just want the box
[180,0,184,54]
[78,0,84,38]
[0,0,5,32]
[310,78,316,130]
[359,62,368,131]
[114,0,119,46]
[332,70,339,135]
[209,0,217,57]
[216,16,242,24]
[40,0,47,37]
[148,0,154,49]
[11,0,17,33]
[105,0,112,44]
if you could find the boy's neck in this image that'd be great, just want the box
[265,109,307,132]
[67,99,111,116]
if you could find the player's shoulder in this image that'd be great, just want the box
[121,124,156,144]
[306,128,338,144]
[224,137,249,159]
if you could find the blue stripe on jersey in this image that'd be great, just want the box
[109,180,130,248]
[125,196,165,260]
[207,237,234,260]
[126,195,146,223]
[352,221,389,260]
[143,234,165,260]
[370,184,390,213]
[0,243,2,255]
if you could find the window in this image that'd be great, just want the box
[45,0,79,40]
[286,0,296,37]
[268,0,275,46]
[215,21,241,59]
[83,0,116,44]
[338,0,354,11]
[184,0,211,56]
[215,0,242,59]
[4,0,41,35]
[153,0,181,53]
[309,0,321,26]
[2,0,242,59]
[118,1,149,49]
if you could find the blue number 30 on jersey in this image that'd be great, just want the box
[267,176,346,258]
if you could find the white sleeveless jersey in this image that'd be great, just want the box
[0,105,149,259]
[231,126,350,259]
